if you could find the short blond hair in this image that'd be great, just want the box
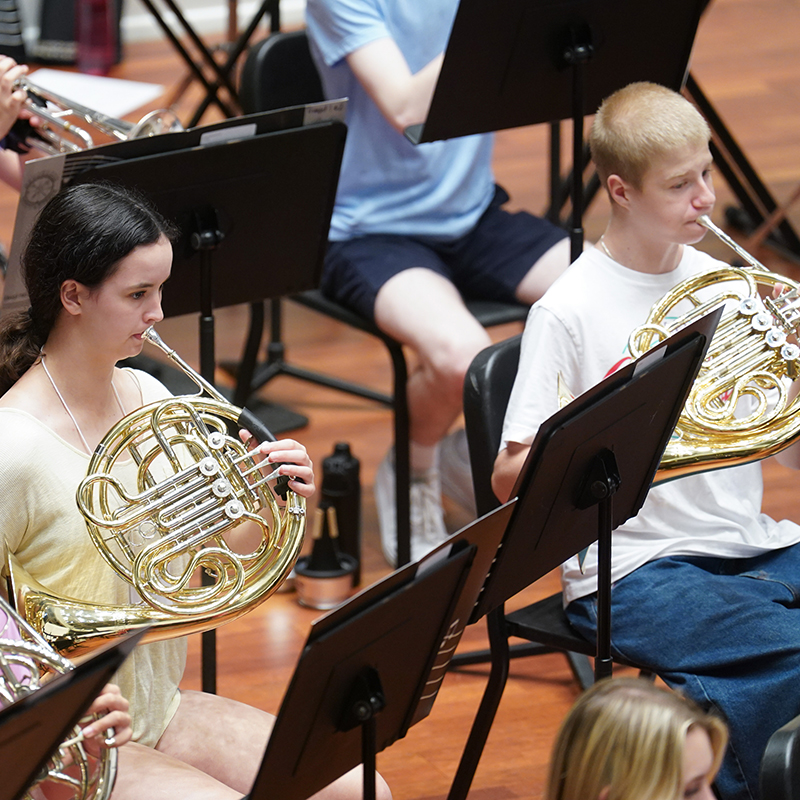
[589,82,711,190]
[545,678,728,800]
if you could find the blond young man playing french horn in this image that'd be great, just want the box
[494,81,800,800]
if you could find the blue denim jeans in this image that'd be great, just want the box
[567,545,800,800]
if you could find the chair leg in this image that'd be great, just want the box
[565,650,595,690]
[448,606,512,800]
[385,340,411,567]
[449,640,554,668]
[232,298,412,565]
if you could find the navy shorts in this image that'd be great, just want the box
[320,186,568,321]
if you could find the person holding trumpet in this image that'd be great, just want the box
[493,81,800,800]
[0,54,40,190]
[0,182,389,800]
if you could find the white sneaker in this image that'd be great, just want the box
[375,448,449,567]
[439,428,477,517]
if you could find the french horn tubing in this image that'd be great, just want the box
[8,77,183,156]
[0,594,117,800]
[9,328,306,658]
[629,214,800,481]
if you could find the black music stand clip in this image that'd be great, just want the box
[340,666,386,800]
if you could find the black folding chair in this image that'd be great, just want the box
[234,29,530,566]
[448,334,652,800]
[761,714,800,800]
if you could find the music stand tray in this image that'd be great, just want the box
[0,628,146,800]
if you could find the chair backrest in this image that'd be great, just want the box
[239,29,325,115]
[462,334,522,518]
[761,714,800,800]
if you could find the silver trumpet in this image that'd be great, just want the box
[12,76,183,155]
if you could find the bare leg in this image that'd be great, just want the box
[153,690,391,800]
[111,742,241,800]
[514,237,572,304]
[374,268,491,450]
[154,690,274,794]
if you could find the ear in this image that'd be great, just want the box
[606,174,634,209]
[60,279,88,317]
[597,787,610,800]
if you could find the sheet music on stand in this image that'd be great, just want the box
[1,99,347,320]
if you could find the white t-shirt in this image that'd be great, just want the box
[501,245,800,604]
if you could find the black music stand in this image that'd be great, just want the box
[245,499,516,800]
[447,307,722,800]
[406,0,705,261]
[5,105,347,695]
[0,628,146,800]
[248,545,473,800]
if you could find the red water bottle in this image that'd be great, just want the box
[75,0,116,75]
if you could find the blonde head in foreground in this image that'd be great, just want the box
[546,678,728,800]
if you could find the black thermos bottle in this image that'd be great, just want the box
[320,442,361,585]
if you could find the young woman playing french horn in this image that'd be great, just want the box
[0,182,389,800]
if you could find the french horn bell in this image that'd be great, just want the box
[631,215,800,481]
[9,328,306,658]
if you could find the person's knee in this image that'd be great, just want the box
[433,352,472,400]
[310,766,392,800]
[114,742,242,800]
[426,332,490,400]
[376,772,393,800]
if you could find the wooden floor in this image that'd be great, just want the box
[4,0,800,797]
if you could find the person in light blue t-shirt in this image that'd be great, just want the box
[305,0,571,565]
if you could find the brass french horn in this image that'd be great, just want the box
[9,328,306,658]
[629,215,800,481]
[0,594,116,800]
